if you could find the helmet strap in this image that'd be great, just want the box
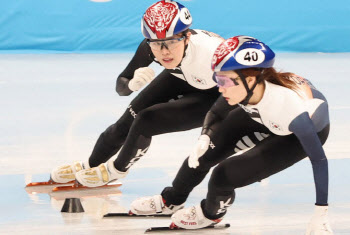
[177,43,188,66]
[237,69,264,106]
[182,30,190,59]
[148,51,162,66]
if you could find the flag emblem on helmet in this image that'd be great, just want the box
[144,1,178,39]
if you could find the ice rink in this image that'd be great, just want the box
[1,53,349,234]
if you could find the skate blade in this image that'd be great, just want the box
[25,180,76,194]
[25,180,75,187]
[145,223,230,232]
[103,211,171,218]
[52,182,122,192]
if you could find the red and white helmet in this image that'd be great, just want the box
[141,0,192,39]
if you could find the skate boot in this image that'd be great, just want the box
[130,195,184,215]
[171,204,223,229]
[51,161,90,183]
[75,160,128,187]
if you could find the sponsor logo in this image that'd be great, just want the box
[216,198,232,215]
[238,104,259,116]
[238,103,252,113]
[200,30,223,39]
[289,74,306,85]
[180,220,197,226]
[128,105,137,118]
[209,141,215,149]
[238,104,262,122]
[289,74,316,90]
[125,147,149,169]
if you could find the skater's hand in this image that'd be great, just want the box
[128,67,155,91]
[188,135,210,169]
[306,205,334,235]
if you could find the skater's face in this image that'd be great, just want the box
[216,71,255,105]
[148,32,191,69]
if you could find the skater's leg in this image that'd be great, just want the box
[162,108,270,205]
[202,125,329,219]
[114,91,219,172]
[170,125,329,229]
[52,71,194,183]
[88,70,198,167]
[76,73,219,186]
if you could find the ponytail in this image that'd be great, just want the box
[240,67,299,93]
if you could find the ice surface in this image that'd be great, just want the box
[0,53,349,234]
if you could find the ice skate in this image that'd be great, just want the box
[170,205,223,229]
[75,160,127,187]
[130,195,184,215]
[50,161,90,183]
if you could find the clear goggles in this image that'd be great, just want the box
[212,73,239,88]
[147,37,185,51]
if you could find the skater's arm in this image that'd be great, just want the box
[289,112,329,205]
[201,96,237,138]
[116,39,154,96]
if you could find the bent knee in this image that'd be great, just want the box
[129,109,158,136]
[209,163,244,190]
